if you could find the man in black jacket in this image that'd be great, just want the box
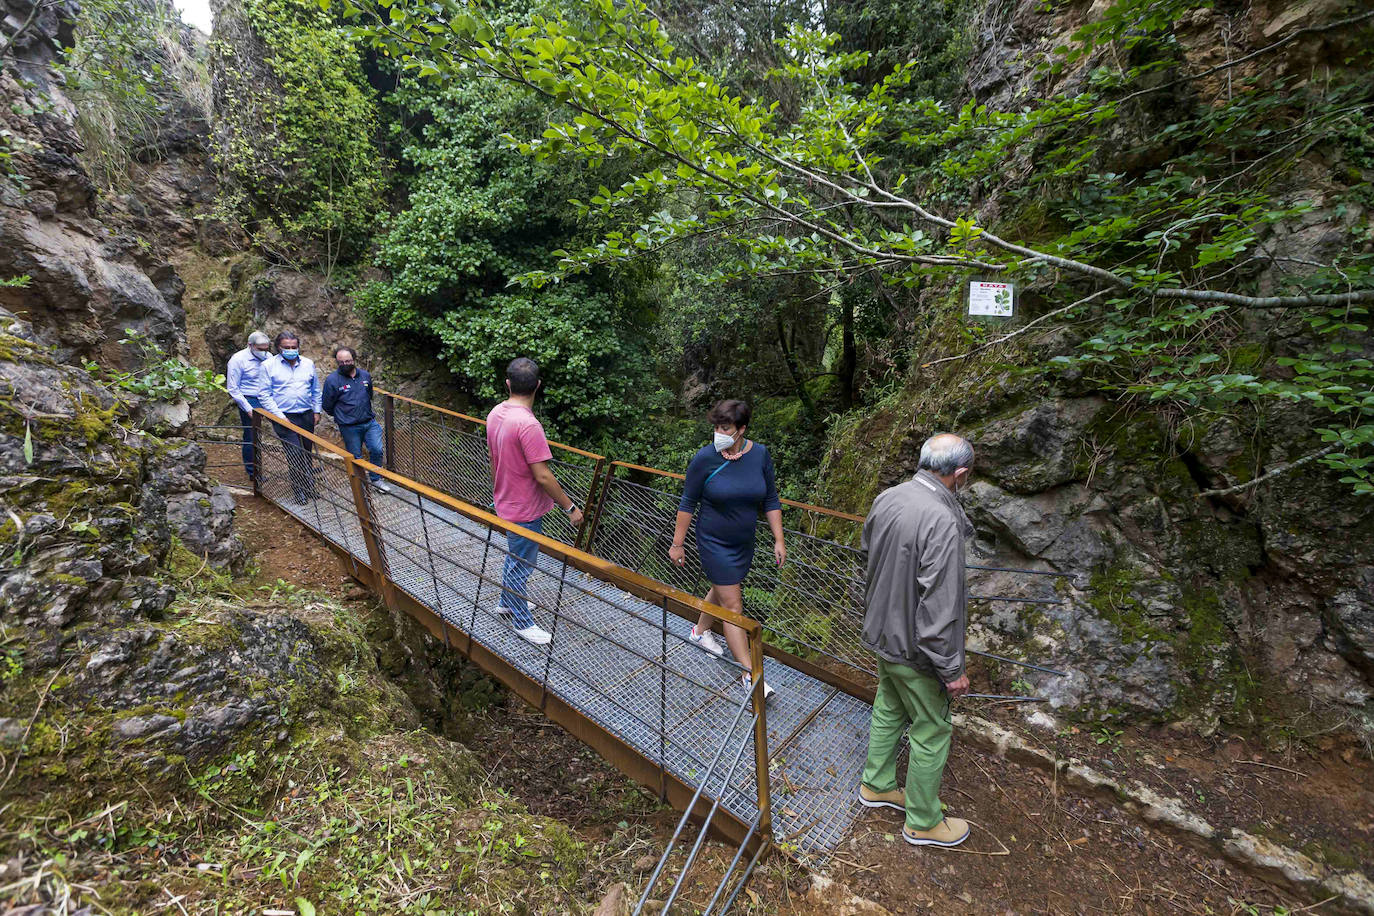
[322,346,391,493]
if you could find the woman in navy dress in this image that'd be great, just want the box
[668,400,786,699]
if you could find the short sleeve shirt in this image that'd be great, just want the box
[486,401,555,522]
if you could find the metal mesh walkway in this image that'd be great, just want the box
[252,424,876,864]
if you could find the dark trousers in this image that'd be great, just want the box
[236,396,262,477]
[273,410,317,501]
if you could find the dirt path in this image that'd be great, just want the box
[232,494,1364,914]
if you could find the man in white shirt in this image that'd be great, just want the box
[261,331,322,505]
[225,331,273,480]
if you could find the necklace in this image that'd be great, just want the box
[720,440,750,461]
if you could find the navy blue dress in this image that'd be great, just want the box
[679,442,782,586]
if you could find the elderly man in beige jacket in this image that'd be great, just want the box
[856,433,975,848]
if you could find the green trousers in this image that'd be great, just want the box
[860,658,952,831]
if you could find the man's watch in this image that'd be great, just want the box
[563,504,578,515]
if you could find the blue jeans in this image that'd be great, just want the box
[338,419,385,482]
[500,516,544,629]
[236,396,262,476]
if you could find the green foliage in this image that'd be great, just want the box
[83,330,225,404]
[0,275,31,288]
[213,0,385,272]
[56,0,208,191]
[355,70,659,443]
[352,0,1374,493]
[826,0,973,99]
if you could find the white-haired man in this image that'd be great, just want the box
[226,330,273,480]
[857,433,975,848]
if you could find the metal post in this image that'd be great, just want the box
[576,457,605,550]
[383,392,395,472]
[250,409,263,497]
[581,461,616,556]
[407,401,416,479]
[414,489,450,649]
[348,458,398,612]
[748,629,772,841]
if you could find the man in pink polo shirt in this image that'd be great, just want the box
[487,357,585,645]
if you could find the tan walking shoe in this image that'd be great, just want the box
[857,784,905,812]
[902,817,970,848]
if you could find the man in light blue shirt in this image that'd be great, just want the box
[226,330,273,479]
[262,331,322,504]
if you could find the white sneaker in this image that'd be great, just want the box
[372,480,392,494]
[688,626,725,657]
[496,601,536,617]
[742,673,775,701]
[515,623,552,646]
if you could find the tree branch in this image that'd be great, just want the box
[0,0,62,59]
[1198,444,1340,499]
[1153,288,1374,309]
[921,290,1109,368]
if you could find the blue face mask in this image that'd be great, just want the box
[280,349,299,361]
[251,348,269,361]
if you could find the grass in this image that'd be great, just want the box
[1,729,598,914]
[0,557,615,915]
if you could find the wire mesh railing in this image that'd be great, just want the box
[372,392,1075,694]
[635,694,766,916]
[583,461,875,680]
[379,390,604,549]
[251,409,774,858]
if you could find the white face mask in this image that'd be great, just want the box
[713,431,737,453]
[251,348,269,361]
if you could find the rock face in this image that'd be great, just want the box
[75,603,369,771]
[151,440,242,568]
[0,308,242,632]
[830,384,1373,727]
[0,1,193,365]
[202,265,367,377]
[819,0,1374,733]
[1,0,243,570]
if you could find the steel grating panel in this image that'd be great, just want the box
[253,437,876,865]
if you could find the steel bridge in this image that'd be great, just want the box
[207,391,1070,913]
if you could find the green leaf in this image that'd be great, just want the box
[23,421,33,465]
[296,899,316,916]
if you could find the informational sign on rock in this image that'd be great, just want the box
[968,280,1015,317]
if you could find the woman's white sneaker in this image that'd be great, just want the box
[689,626,725,657]
[514,624,552,646]
[742,673,775,701]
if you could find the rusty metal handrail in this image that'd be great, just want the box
[257,406,762,635]
[253,409,774,855]
[363,391,1074,704]
[377,387,606,460]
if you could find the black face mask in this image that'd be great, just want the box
[339,364,356,376]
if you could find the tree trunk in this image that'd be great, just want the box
[776,312,817,419]
[838,292,856,410]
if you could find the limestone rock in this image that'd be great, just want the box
[594,882,633,916]
[972,398,1106,494]
[966,480,1114,567]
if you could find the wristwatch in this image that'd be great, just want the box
[563,503,578,515]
